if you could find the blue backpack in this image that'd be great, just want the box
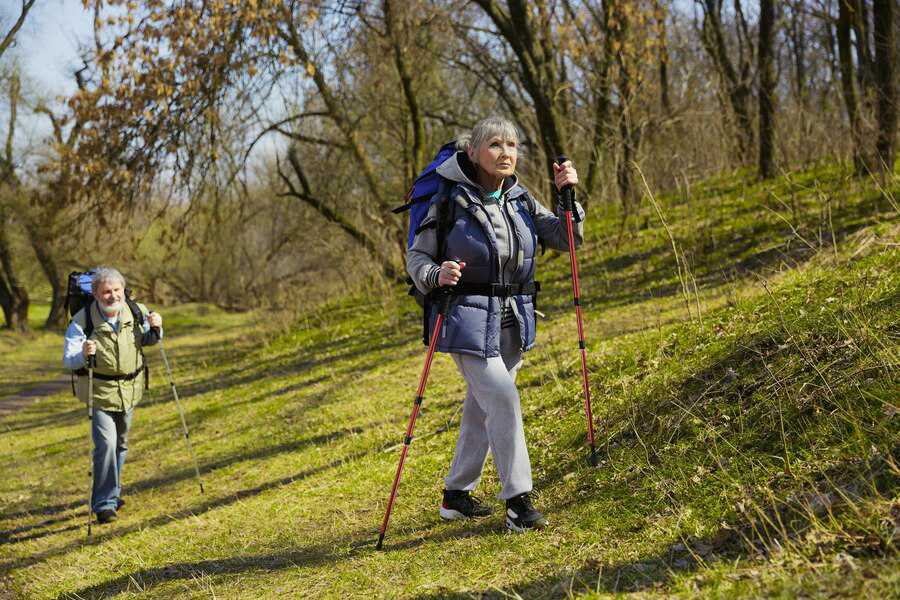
[392,141,458,249]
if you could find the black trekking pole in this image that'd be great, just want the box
[376,292,451,550]
[86,354,95,536]
[157,336,204,494]
[557,155,599,467]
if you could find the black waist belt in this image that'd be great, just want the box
[74,365,143,381]
[450,281,540,297]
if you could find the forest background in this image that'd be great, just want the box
[0,0,896,329]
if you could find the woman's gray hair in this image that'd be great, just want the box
[91,267,126,294]
[456,116,520,153]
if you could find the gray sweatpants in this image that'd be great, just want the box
[444,326,532,500]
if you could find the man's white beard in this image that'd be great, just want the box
[100,301,122,316]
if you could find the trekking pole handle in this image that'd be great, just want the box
[555,154,581,223]
[86,354,96,369]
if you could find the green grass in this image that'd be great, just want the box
[0,164,897,599]
[0,303,66,399]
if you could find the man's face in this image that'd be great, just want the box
[94,280,124,315]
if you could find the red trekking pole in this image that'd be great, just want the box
[557,155,598,467]
[376,291,452,550]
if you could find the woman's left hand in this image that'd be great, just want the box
[553,160,578,191]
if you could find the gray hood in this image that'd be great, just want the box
[436,151,527,201]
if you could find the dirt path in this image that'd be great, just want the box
[0,378,70,419]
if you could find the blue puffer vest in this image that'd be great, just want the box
[426,184,539,358]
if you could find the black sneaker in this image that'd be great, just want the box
[439,489,493,520]
[116,498,125,510]
[505,493,548,532]
[95,509,118,524]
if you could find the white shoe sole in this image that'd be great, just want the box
[440,506,466,521]
[506,517,525,533]
[506,516,548,533]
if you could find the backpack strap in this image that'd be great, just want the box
[520,191,547,256]
[76,299,151,390]
[126,298,151,390]
[434,180,454,263]
[81,303,94,340]
[421,180,454,346]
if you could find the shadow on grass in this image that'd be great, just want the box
[53,511,506,599]
[141,325,414,411]
[412,456,897,599]
[5,450,372,577]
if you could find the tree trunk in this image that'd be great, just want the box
[0,211,29,331]
[471,0,569,179]
[24,218,66,329]
[0,69,28,331]
[698,0,755,164]
[383,0,426,185]
[873,0,896,174]
[652,0,672,115]
[837,0,868,173]
[582,0,614,200]
[787,4,807,107]
[758,0,777,179]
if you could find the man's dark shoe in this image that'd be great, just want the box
[95,509,118,524]
[116,498,125,510]
[505,493,548,533]
[440,489,493,520]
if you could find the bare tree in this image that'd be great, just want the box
[758,0,777,178]
[0,69,30,330]
[469,1,572,178]
[0,0,36,62]
[837,0,869,172]
[695,0,756,164]
[873,0,896,173]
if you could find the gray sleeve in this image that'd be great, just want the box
[530,193,585,251]
[406,201,444,296]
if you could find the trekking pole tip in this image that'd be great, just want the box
[375,533,385,551]
[587,446,600,468]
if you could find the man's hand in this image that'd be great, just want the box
[438,261,466,286]
[148,311,162,329]
[83,340,97,358]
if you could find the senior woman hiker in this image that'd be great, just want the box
[406,116,584,532]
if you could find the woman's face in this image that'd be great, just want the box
[472,136,518,181]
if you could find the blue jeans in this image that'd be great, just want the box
[91,408,133,512]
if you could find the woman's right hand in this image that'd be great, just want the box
[438,260,466,286]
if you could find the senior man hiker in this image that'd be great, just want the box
[63,267,162,524]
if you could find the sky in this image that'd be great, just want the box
[5,0,93,97]
[2,0,93,151]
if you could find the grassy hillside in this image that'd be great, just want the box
[1,165,897,599]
